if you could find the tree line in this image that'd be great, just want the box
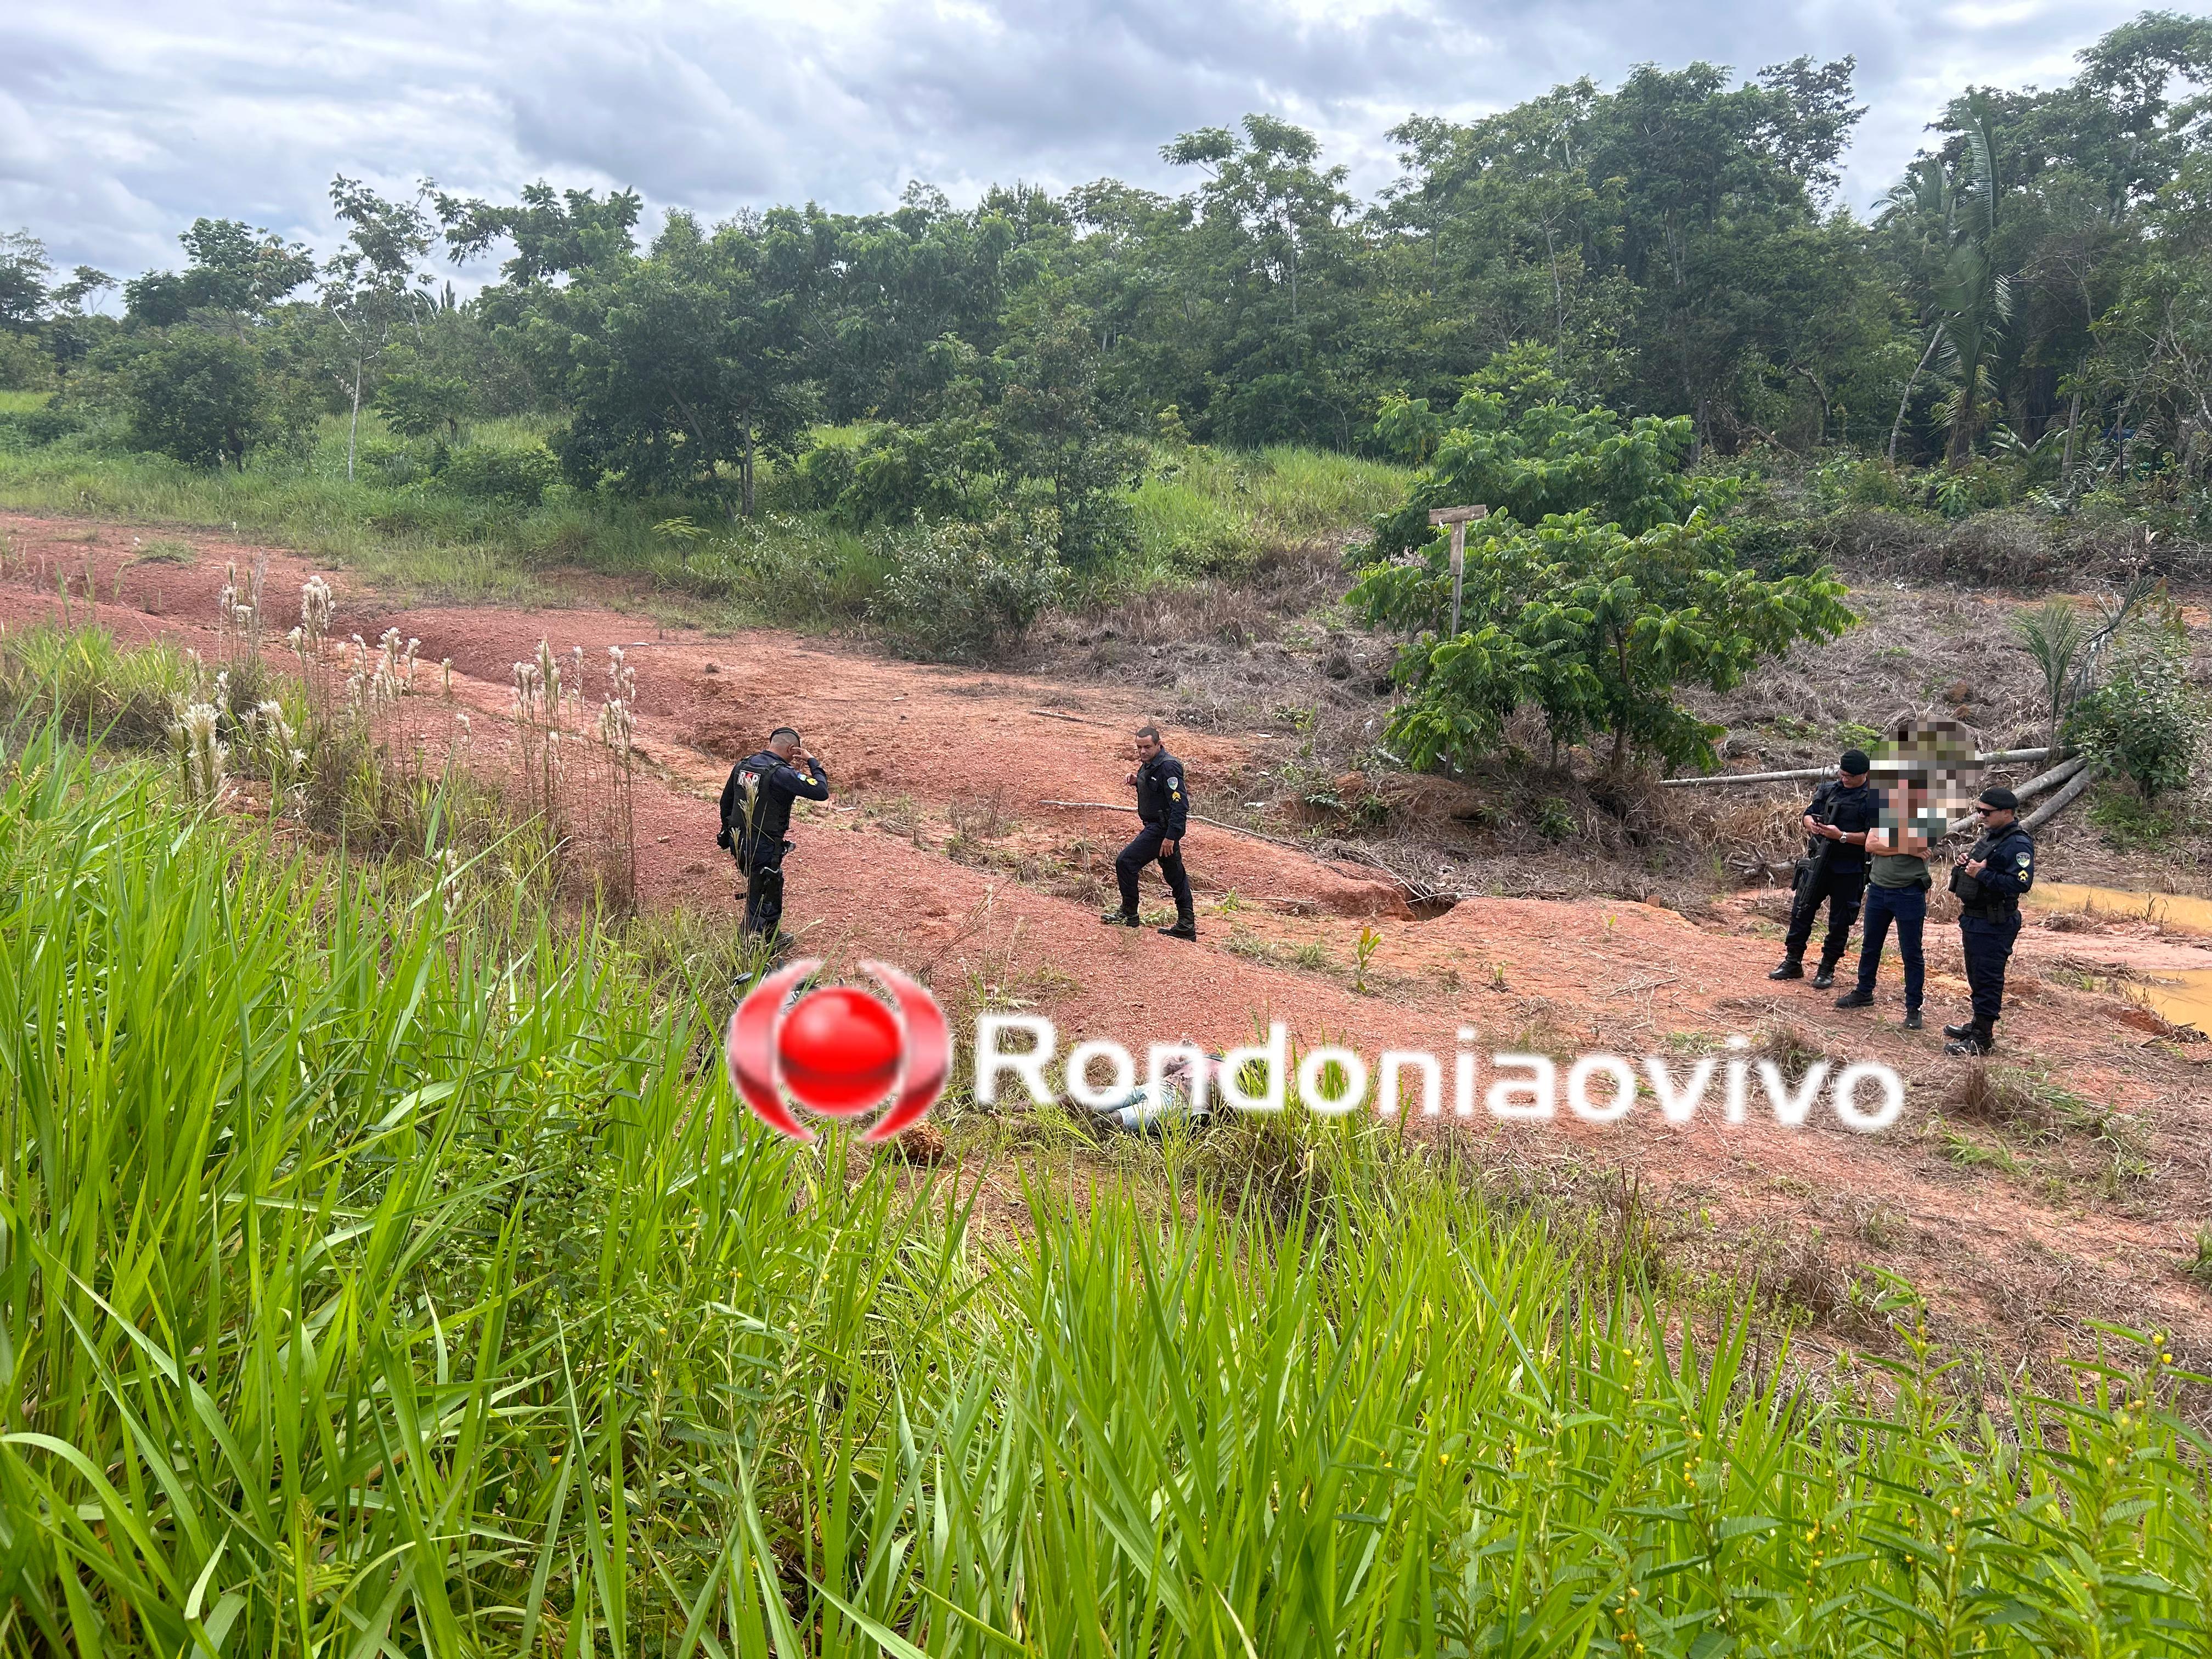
[3,14,2209,528]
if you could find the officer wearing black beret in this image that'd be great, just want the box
[1944,786,2035,1056]
[1770,748,1881,989]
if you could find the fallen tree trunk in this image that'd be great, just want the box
[2010,753,2089,802]
[1658,748,2052,788]
[1040,799,1447,904]
[2020,763,2101,834]
[1042,798,1311,850]
[1939,754,2089,836]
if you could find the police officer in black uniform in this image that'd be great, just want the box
[1769,749,1881,989]
[718,726,830,945]
[1944,785,2035,1056]
[1102,724,1197,941]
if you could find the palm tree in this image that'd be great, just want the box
[1882,158,1953,465]
[1880,97,2013,467]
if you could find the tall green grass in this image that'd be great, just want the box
[0,621,191,744]
[0,720,2207,1654]
[0,391,54,415]
[1126,443,1409,586]
[0,413,1406,620]
[0,423,675,606]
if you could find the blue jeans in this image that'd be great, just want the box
[1855,882,1926,1010]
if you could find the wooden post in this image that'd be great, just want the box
[1428,505,1488,637]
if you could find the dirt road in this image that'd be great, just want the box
[6,510,2208,1365]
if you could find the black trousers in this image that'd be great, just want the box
[1115,823,1192,917]
[1784,862,1866,963]
[737,837,789,939]
[1960,911,2022,1027]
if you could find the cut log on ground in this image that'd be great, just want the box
[2021,763,2102,834]
[1942,754,2088,835]
[1039,799,1451,905]
[1658,748,2052,788]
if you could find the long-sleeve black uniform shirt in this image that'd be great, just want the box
[1135,751,1189,838]
[1799,778,1881,872]
[720,751,830,845]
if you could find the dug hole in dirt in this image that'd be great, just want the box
[4,507,2208,1382]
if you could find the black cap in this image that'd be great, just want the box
[1978,786,2018,810]
[1840,750,1871,775]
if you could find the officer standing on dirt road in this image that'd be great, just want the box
[718,726,830,948]
[1769,749,1880,989]
[1101,724,1198,941]
[1944,786,2036,1056]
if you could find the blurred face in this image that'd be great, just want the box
[1135,732,1161,763]
[1841,769,1870,787]
[1975,804,2016,829]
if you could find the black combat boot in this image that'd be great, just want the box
[1832,987,1874,1009]
[1810,955,1841,990]
[1158,906,1198,941]
[1903,1008,1923,1031]
[1942,1017,1977,1040]
[1100,908,1139,928]
[1768,957,1804,980]
[1944,1023,1995,1057]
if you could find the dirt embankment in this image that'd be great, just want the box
[4,510,2209,1370]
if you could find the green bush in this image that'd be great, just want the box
[679,512,889,624]
[872,512,1061,663]
[1726,515,1821,578]
[0,330,53,392]
[1355,394,1854,774]
[788,431,860,511]
[2086,784,2183,850]
[1806,453,1911,510]
[375,369,471,439]
[2068,630,2200,801]
[356,434,429,487]
[793,419,1000,527]
[0,404,82,451]
[123,328,272,470]
[436,442,560,506]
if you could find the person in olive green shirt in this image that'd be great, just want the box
[1834,776,1934,1029]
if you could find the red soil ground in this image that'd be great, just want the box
[6,510,2208,1370]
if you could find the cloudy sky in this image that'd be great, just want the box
[0,0,2164,288]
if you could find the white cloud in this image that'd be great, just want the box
[0,0,2162,280]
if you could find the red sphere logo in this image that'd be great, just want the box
[725,960,949,1142]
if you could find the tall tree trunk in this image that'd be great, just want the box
[2058,378,2083,485]
[1889,321,1944,467]
[1793,366,1830,446]
[1947,356,1977,469]
[1544,224,1565,369]
[741,423,757,518]
[346,359,363,483]
[1607,633,1632,776]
